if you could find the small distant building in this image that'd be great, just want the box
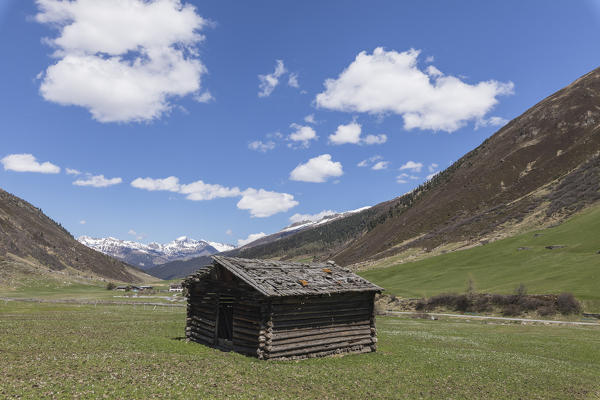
[169,283,184,292]
[115,285,128,291]
[183,256,382,360]
[140,285,154,291]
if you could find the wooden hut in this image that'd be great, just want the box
[183,255,382,360]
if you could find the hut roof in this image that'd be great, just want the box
[184,255,383,298]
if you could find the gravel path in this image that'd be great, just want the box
[387,311,600,326]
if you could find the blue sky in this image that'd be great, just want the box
[1,0,599,246]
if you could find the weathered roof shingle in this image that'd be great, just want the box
[184,256,383,297]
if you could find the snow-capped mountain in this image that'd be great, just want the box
[279,207,372,234]
[78,236,235,269]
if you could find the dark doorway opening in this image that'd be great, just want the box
[217,296,234,348]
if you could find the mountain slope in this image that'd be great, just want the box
[78,236,233,269]
[237,66,600,265]
[145,255,213,280]
[0,188,152,284]
[360,202,600,312]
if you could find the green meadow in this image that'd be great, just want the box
[0,301,598,399]
[361,205,600,312]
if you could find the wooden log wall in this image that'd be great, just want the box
[263,292,377,360]
[186,276,265,357]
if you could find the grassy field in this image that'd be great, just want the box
[0,279,184,305]
[0,301,599,399]
[361,205,600,312]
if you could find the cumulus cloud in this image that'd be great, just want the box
[399,161,423,172]
[396,172,419,184]
[131,176,297,217]
[258,59,286,97]
[475,116,509,129]
[35,0,208,123]
[289,210,337,224]
[304,114,316,124]
[363,134,387,145]
[426,171,440,180]
[289,154,343,183]
[316,47,514,132]
[79,220,86,225]
[237,189,298,218]
[372,161,389,170]
[179,180,241,201]
[194,91,214,103]
[131,176,181,192]
[329,122,362,145]
[288,73,299,88]
[1,153,61,174]
[248,140,276,152]
[328,122,386,145]
[237,232,267,247]
[73,174,122,187]
[66,168,81,175]
[428,163,439,173]
[288,123,317,147]
[357,155,383,168]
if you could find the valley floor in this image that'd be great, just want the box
[1,301,599,399]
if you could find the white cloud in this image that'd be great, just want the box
[289,210,337,224]
[363,134,387,145]
[329,122,362,145]
[425,55,435,63]
[288,123,317,147]
[66,168,81,175]
[35,0,208,123]
[396,173,418,184]
[357,155,382,168]
[372,161,389,170]
[399,161,423,172]
[428,163,439,173]
[288,72,299,88]
[258,59,286,97]
[225,229,232,235]
[179,180,241,201]
[131,176,181,192]
[237,232,267,247]
[73,174,122,187]
[475,116,509,129]
[304,114,316,124]
[328,122,386,145]
[1,153,60,174]
[128,229,145,240]
[248,140,276,152]
[79,220,86,225]
[131,175,297,217]
[194,91,214,103]
[289,154,343,183]
[237,189,298,218]
[426,171,440,180]
[316,47,514,132]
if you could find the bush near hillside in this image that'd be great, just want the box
[381,291,582,317]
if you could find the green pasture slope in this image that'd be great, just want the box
[361,205,600,311]
[1,301,599,399]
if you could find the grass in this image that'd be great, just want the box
[0,301,599,399]
[361,204,600,312]
[0,279,183,304]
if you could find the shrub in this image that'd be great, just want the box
[556,293,582,314]
[415,299,426,311]
[538,305,556,316]
[106,282,116,290]
[454,294,471,312]
[502,304,521,316]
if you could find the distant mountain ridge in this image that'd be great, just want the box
[0,188,152,284]
[145,206,371,279]
[78,235,235,269]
